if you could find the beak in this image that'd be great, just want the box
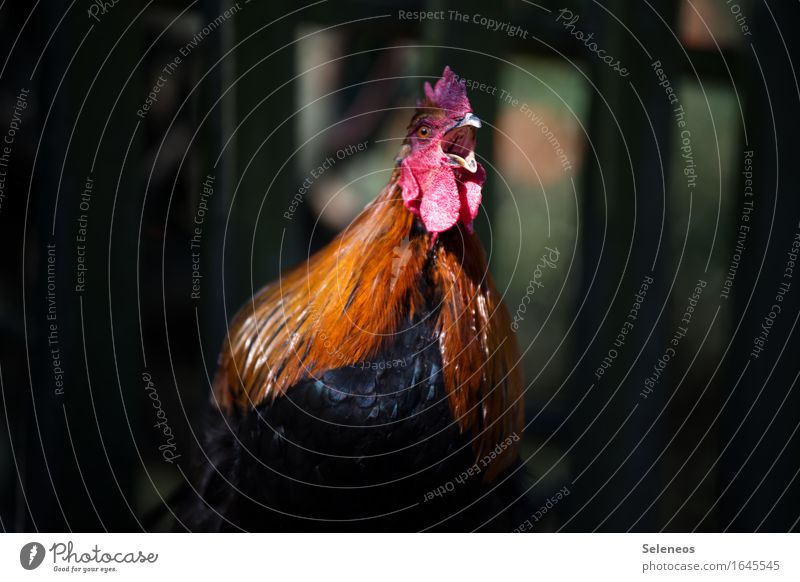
[444,113,481,173]
[450,112,482,130]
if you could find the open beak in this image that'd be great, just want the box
[451,112,482,130]
[444,113,481,173]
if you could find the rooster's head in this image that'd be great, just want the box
[397,66,485,238]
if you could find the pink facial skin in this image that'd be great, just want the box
[399,67,485,240]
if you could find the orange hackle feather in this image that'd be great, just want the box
[432,232,524,481]
[214,170,523,483]
[213,178,427,412]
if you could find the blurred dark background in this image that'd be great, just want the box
[1,0,799,532]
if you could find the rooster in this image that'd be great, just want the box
[184,67,528,531]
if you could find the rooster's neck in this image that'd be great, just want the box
[215,179,522,481]
[214,182,427,409]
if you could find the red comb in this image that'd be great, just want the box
[420,66,472,117]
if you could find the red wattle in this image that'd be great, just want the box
[456,163,485,231]
[399,157,485,236]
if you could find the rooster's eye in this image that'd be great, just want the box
[416,125,431,138]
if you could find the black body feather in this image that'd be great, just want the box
[182,312,532,531]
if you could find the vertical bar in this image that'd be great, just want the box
[566,0,679,531]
